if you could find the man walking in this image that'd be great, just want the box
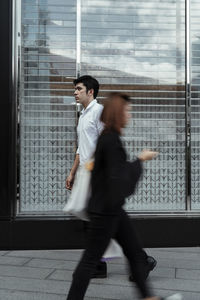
[66,75,103,190]
[66,75,156,280]
[66,75,106,278]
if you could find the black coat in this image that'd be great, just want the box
[87,129,143,215]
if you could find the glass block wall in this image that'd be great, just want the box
[191,0,200,210]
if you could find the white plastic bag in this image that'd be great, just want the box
[63,165,90,221]
[102,239,123,260]
[63,163,122,259]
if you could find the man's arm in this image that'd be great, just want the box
[66,154,80,190]
[96,105,104,135]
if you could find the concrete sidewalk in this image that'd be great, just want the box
[0,247,200,300]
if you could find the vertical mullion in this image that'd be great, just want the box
[76,0,82,124]
[76,0,81,78]
[185,0,191,211]
[11,0,21,217]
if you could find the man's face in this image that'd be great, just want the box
[74,83,91,105]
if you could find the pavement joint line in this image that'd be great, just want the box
[148,250,200,256]
[17,257,81,263]
[149,249,200,254]
[24,264,77,271]
[0,274,47,280]
[5,255,126,265]
[153,286,200,294]
[21,257,34,266]
[6,255,79,261]
[4,255,129,266]
[0,287,67,297]
[0,261,31,267]
[0,263,54,271]
[44,268,58,280]
[1,251,11,256]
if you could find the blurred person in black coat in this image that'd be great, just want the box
[66,93,182,300]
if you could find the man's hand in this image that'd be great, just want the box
[138,150,159,161]
[66,154,79,190]
[66,173,75,190]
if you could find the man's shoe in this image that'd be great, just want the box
[129,255,157,282]
[92,261,107,279]
[146,255,157,271]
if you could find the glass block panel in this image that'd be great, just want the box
[19,0,77,212]
[81,0,186,211]
[191,0,200,210]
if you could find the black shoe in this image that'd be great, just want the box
[146,255,157,271]
[129,255,157,282]
[92,261,107,279]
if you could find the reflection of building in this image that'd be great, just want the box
[52,66,187,211]
[19,2,77,212]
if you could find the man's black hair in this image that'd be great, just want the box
[73,75,99,99]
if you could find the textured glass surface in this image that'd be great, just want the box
[191,0,200,210]
[82,0,186,211]
[19,0,188,214]
[19,0,77,212]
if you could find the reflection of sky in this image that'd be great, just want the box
[80,0,185,84]
[23,1,200,84]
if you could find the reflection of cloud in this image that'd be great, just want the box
[48,1,188,84]
[50,46,184,84]
[82,55,184,84]
[50,49,76,60]
[51,21,63,26]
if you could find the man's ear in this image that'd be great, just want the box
[88,88,94,97]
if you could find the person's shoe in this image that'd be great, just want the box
[129,256,157,282]
[91,261,107,278]
[161,293,182,300]
[146,255,157,272]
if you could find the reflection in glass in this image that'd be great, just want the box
[19,0,77,212]
[191,0,200,209]
[82,0,186,211]
[18,0,193,214]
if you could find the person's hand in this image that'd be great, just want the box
[138,150,159,161]
[66,173,75,190]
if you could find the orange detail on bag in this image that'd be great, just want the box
[85,161,94,171]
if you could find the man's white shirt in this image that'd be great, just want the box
[76,99,104,166]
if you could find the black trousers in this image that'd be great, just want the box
[67,209,152,299]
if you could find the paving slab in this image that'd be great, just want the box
[0,256,30,266]
[25,258,78,270]
[0,289,66,300]
[0,251,9,256]
[147,249,200,261]
[152,247,200,254]
[0,265,54,280]
[154,257,200,270]
[6,250,83,262]
[176,268,200,280]
[0,248,200,300]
